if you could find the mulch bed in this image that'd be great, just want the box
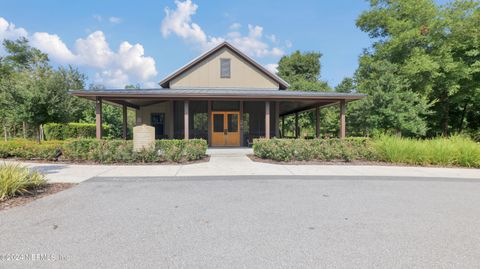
[247,154,470,168]
[0,183,75,211]
[0,155,211,166]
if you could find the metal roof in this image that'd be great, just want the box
[70,88,366,100]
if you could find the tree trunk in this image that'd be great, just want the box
[441,92,449,137]
[23,121,27,138]
[3,125,7,142]
[36,125,41,144]
[458,100,469,133]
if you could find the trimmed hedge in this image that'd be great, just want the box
[0,139,63,160]
[43,123,110,140]
[253,138,376,162]
[253,136,480,168]
[0,138,207,163]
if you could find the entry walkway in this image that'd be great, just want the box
[2,148,480,183]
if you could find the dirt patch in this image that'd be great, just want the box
[0,183,75,211]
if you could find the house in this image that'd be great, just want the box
[71,42,365,147]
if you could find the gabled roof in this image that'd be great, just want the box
[159,41,290,89]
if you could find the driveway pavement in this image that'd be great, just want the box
[1,175,480,268]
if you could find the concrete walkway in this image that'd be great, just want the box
[2,148,479,183]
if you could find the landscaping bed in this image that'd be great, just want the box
[0,183,75,211]
[253,136,480,168]
[0,138,208,164]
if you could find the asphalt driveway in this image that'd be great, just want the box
[1,175,480,268]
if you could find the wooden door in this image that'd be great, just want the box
[211,112,240,146]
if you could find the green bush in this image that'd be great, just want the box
[0,138,207,163]
[0,163,47,201]
[253,136,480,167]
[0,139,63,160]
[253,138,375,162]
[43,123,111,140]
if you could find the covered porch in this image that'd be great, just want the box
[71,89,366,147]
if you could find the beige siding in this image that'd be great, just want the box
[136,102,173,138]
[170,47,279,89]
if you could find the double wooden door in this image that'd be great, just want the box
[211,112,240,146]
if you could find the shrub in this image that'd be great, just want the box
[43,123,111,140]
[253,136,480,167]
[0,163,47,201]
[0,139,63,160]
[253,138,375,162]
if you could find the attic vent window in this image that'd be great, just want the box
[220,58,231,78]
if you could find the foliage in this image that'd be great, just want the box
[253,138,376,162]
[373,135,480,167]
[43,123,111,140]
[0,163,47,201]
[62,139,208,163]
[253,136,480,167]
[335,77,355,93]
[355,0,480,137]
[0,139,63,160]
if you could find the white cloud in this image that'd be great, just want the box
[0,17,28,54]
[160,0,286,58]
[161,0,222,50]
[264,63,278,74]
[31,32,77,63]
[0,17,158,88]
[229,23,241,30]
[109,17,122,24]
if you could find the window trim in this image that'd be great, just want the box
[220,58,231,78]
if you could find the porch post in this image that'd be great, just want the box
[265,101,270,139]
[281,116,285,138]
[184,100,189,140]
[339,100,346,139]
[294,112,299,138]
[95,97,102,139]
[168,100,174,139]
[315,105,320,138]
[274,101,280,137]
[122,104,127,140]
[207,100,212,146]
[240,101,244,146]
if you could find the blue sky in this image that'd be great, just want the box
[0,0,374,88]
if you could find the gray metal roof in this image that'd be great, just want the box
[70,88,366,100]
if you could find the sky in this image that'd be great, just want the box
[0,0,374,88]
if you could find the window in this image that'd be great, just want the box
[151,113,165,139]
[220,58,231,78]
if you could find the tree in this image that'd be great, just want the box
[335,77,355,93]
[356,0,480,136]
[277,51,331,92]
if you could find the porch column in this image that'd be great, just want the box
[95,97,102,139]
[265,101,270,139]
[294,112,299,138]
[207,100,212,146]
[274,101,280,137]
[122,104,127,140]
[315,105,320,138]
[281,116,285,138]
[184,100,189,140]
[168,101,174,139]
[240,101,244,146]
[339,100,346,139]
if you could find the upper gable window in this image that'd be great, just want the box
[220,58,231,78]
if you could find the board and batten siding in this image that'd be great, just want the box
[170,47,280,89]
